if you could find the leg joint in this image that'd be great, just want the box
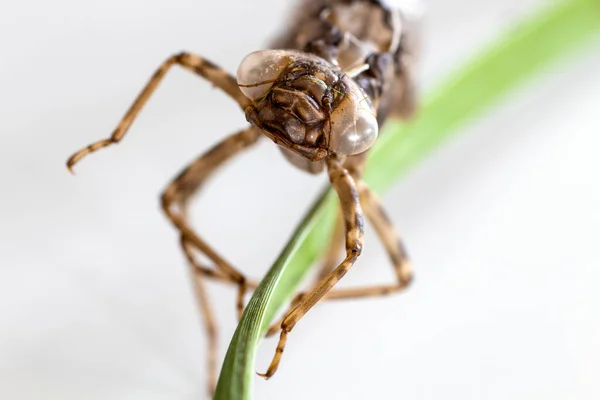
[348,243,362,256]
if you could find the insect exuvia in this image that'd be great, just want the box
[67,0,420,394]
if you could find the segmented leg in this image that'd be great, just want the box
[66,52,251,171]
[180,237,256,321]
[180,238,219,395]
[162,126,261,312]
[265,209,344,337]
[265,178,412,340]
[322,178,413,299]
[258,156,364,379]
[161,127,261,393]
[316,208,345,281]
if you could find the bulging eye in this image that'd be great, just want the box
[236,50,292,101]
[329,102,378,156]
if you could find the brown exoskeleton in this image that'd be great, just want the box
[67,0,420,394]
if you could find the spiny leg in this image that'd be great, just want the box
[294,178,413,300]
[265,208,344,337]
[162,127,261,318]
[180,237,219,395]
[264,179,412,340]
[180,235,259,320]
[179,234,257,395]
[179,234,258,295]
[316,207,345,282]
[161,127,261,392]
[64,51,257,393]
[320,178,413,300]
[66,52,251,171]
[259,156,364,379]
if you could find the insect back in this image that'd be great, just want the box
[237,50,378,161]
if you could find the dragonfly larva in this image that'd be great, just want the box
[66,0,421,394]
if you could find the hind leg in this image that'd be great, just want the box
[161,126,261,393]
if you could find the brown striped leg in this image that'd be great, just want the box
[180,237,219,395]
[161,127,261,393]
[258,195,409,382]
[265,209,344,337]
[277,178,412,304]
[258,156,364,379]
[179,235,258,308]
[162,126,261,311]
[319,179,413,299]
[66,52,251,171]
[264,181,412,346]
[315,207,346,283]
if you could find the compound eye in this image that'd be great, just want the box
[236,50,292,101]
[330,106,378,156]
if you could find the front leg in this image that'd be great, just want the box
[66,52,251,171]
[258,155,364,379]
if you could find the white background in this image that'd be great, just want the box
[1,0,599,399]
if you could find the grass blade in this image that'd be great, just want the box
[215,0,600,398]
